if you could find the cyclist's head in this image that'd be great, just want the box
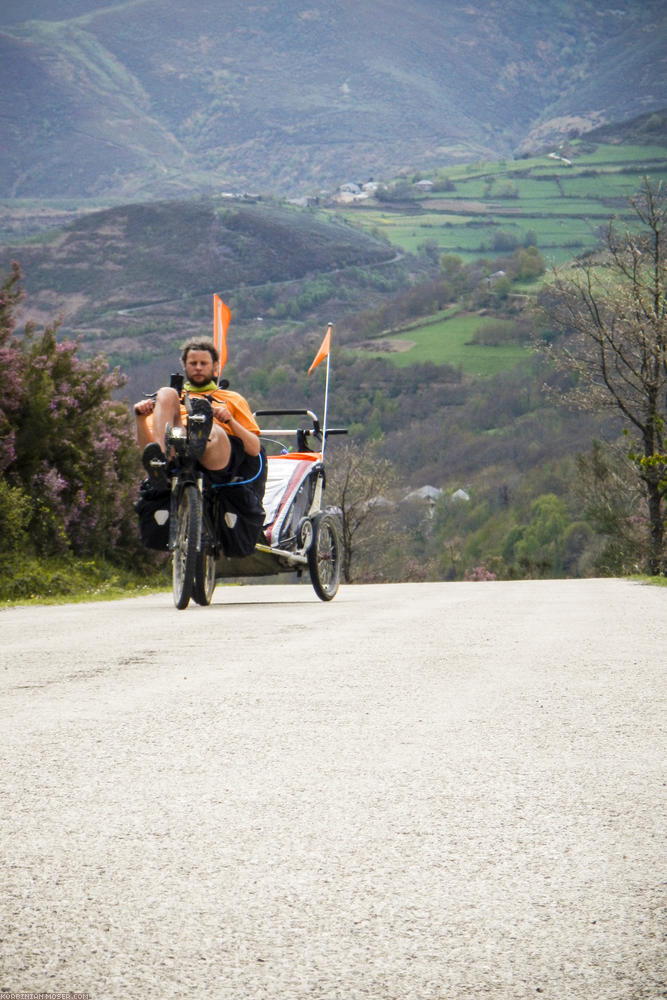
[180,338,219,368]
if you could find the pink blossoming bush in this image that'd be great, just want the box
[0,263,143,567]
[464,564,498,582]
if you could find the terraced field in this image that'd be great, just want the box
[329,135,667,373]
[336,140,667,265]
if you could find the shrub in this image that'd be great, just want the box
[0,263,143,566]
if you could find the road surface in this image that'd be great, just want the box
[1,579,665,999]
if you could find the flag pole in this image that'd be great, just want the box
[307,321,333,458]
[321,346,331,461]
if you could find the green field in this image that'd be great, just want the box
[331,136,667,373]
[333,139,667,267]
[354,312,532,377]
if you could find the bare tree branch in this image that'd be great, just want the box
[537,178,667,573]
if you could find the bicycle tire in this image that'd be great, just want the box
[193,544,216,606]
[172,483,201,609]
[308,510,342,601]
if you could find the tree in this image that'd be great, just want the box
[325,440,396,582]
[574,439,649,575]
[514,246,545,281]
[491,231,519,252]
[417,237,440,264]
[540,179,667,575]
[512,493,568,577]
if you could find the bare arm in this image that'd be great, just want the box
[212,403,261,456]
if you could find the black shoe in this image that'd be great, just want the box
[186,396,213,458]
[142,442,169,491]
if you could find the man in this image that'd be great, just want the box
[133,338,266,558]
[134,338,262,491]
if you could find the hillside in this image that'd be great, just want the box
[4,124,664,581]
[334,111,667,266]
[8,198,396,309]
[0,138,619,505]
[3,121,665,395]
[0,196,411,393]
[1,0,666,202]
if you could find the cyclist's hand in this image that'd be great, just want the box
[134,399,155,416]
[212,402,232,424]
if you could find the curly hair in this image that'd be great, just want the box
[180,338,219,367]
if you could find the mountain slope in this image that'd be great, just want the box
[1,0,666,200]
[1,195,405,396]
[6,195,396,310]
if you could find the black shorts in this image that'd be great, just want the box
[204,442,268,558]
[204,439,266,497]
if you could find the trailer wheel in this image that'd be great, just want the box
[308,510,342,601]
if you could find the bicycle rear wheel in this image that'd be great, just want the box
[173,483,201,609]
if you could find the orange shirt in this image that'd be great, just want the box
[144,388,260,440]
[182,388,260,437]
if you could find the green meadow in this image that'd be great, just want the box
[335,138,667,266]
[332,135,667,374]
[353,312,531,377]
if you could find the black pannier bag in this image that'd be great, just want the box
[134,448,267,557]
[213,483,265,558]
[211,447,267,558]
[134,479,170,551]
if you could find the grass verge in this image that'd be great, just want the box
[0,555,171,606]
[629,574,667,588]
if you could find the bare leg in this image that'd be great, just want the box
[135,413,154,451]
[149,387,183,453]
[199,425,232,471]
[183,396,232,471]
[136,389,233,471]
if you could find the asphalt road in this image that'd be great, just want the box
[1,579,665,1000]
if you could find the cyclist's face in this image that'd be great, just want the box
[185,349,215,385]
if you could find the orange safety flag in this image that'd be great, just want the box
[213,294,231,375]
[308,324,332,374]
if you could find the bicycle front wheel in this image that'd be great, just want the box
[193,544,217,606]
[173,483,202,609]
